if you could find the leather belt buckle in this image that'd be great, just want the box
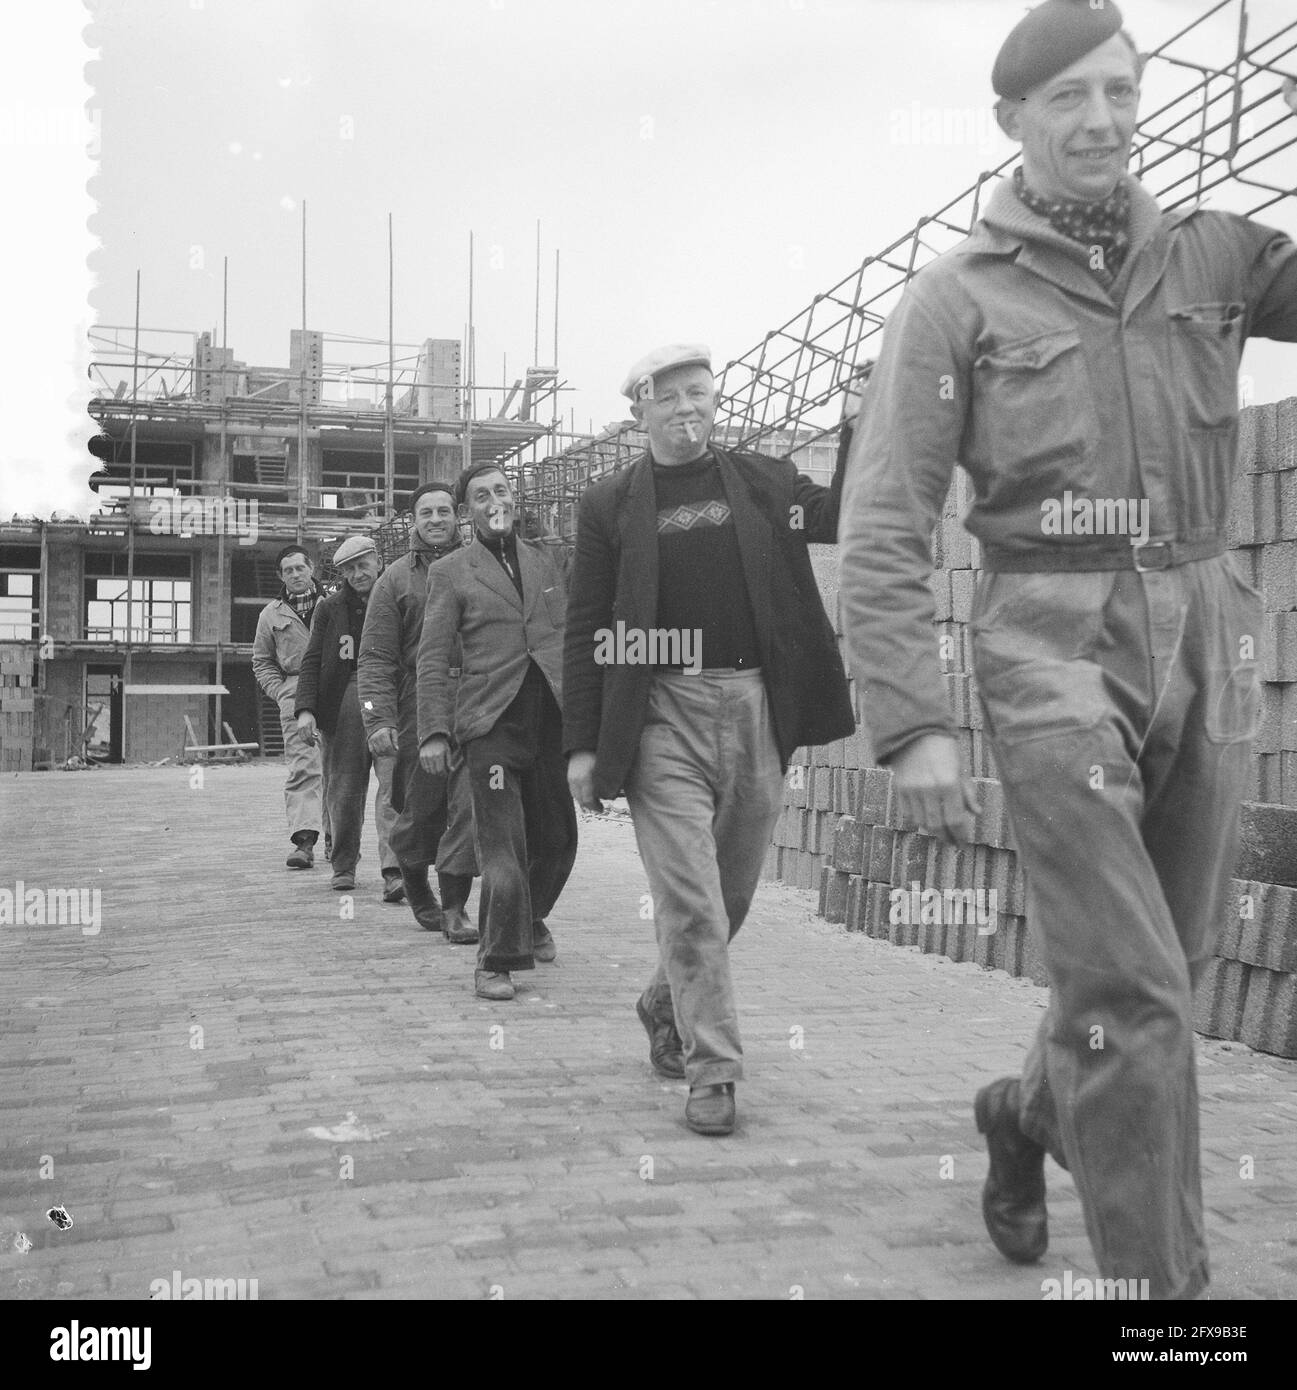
[1131,539,1171,572]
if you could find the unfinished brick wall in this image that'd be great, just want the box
[766,397,1297,1059]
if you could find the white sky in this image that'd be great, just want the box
[1,0,1294,515]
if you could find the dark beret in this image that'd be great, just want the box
[992,0,1125,100]
[409,479,456,512]
[454,460,509,508]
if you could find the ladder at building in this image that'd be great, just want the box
[257,689,285,757]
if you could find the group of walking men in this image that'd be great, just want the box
[248,0,1297,1301]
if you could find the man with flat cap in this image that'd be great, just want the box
[839,0,1297,1298]
[417,461,576,1000]
[564,344,856,1136]
[358,481,480,941]
[295,534,401,894]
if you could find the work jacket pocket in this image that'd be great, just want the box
[1203,558,1262,745]
[972,326,1097,497]
[1168,301,1244,433]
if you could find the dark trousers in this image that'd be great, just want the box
[389,711,478,879]
[464,662,577,973]
[323,678,398,876]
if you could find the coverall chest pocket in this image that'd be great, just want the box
[1168,302,1244,433]
[973,327,1097,495]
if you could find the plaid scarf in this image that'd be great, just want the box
[284,585,319,627]
[1013,167,1131,285]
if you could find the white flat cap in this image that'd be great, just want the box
[620,343,712,401]
[332,534,378,566]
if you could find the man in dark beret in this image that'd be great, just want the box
[839,0,1297,1298]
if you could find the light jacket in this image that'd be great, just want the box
[838,174,1297,764]
[417,534,567,747]
[251,584,326,705]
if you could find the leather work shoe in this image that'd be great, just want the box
[475,970,515,1001]
[635,997,685,1079]
[442,907,479,945]
[286,843,314,869]
[401,868,443,933]
[331,871,356,892]
[974,1076,1048,1264]
[685,1083,736,1136]
[532,921,557,963]
[381,870,406,904]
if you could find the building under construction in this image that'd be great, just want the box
[0,326,565,769]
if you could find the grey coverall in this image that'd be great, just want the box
[839,175,1297,1298]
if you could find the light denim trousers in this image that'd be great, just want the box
[626,669,786,1087]
[972,555,1261,1300]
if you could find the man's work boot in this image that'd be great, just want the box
[974,1076,1048,1264]
[400,866,443,933]
[532,921,557,963]
[381,869,406,904]
[635,996,685,1079]
[685,1083,735,1136]
[474,970,515,1001]
[286,831,317,869]
[331,870,356,891]
[441,905,479,945]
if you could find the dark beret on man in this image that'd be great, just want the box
[992,0,1125,101]
[409,480,456,512]
[454,461,509,508]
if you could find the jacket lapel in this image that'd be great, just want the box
[713,448,773,659]
[468,540,522,612]
[617,456,658,629]
[517,539,542,621]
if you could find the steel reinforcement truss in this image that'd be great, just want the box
[518,0,1296,544]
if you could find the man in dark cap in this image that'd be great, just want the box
[358,482,479,940]
[839,0,1297,1299]
[295,535,401,894]
[417,463,576,1000]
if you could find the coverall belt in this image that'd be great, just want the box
[983,536,1225,572]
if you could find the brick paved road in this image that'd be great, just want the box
[1,764,1294,1300]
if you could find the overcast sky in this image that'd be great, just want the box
[2,0,1294,515]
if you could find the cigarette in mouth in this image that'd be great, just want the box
[684,423,699,442]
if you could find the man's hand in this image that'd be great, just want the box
[419,735,450,777]
[296,712,319,746]
[888,733,980,844]
[567,750,604,814]
[1283,77,1297,116]
[367,727,399,758]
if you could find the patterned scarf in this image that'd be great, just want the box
[284,584,319,627]
[1013,167,1131,284]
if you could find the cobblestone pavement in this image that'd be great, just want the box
[1,764,1294,1301]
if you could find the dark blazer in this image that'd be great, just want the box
[294,582,368,738]
[417,536,567,747]
[563,439,856,800]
